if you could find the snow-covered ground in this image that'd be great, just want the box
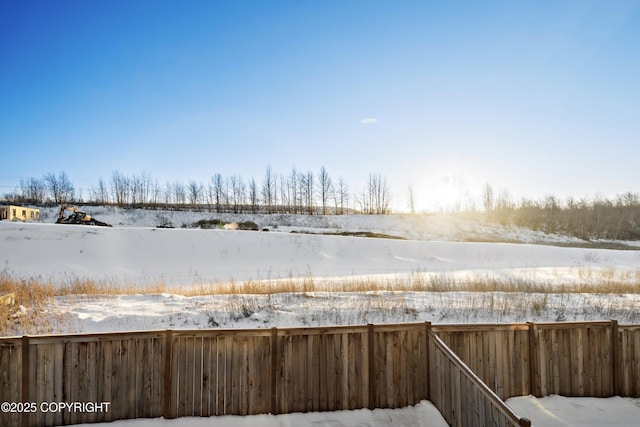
[2,209,640,426]
[68,395,640,427]
[76,401,449,427]
[3,219,638,287]
[36,206,586,244]
[2,210,640,333]
[506,395,640,427]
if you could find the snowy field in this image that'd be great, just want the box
[2,208,640,426]
[2,209,640,332]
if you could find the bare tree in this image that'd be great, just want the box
[407,184,416,214]
[212,173,224,212]
[543,195,559,232]
[188,181,202,206]
[299,170,314,214]
[130,174,143,206]
[262,165,275,214]
[365,173,390,214]
[482,182,494,212]
[357,186,369,214]
[249,177,259,213]
[110,170,130,206]
[318,166,332,215]
[289,167,299,213]
[162,182,171,205]
[230,175,246,213]
[222,176,231,209]
[19,177,45,204]
[152,178,162,205]
[132,172,151,205]
[44,171,75,204]
[90,177,109,204]
[367,174,375,214]
[493,188,513,225]
[279,173,289,212]
[174,181,186,205]
[335,177,349,215]
[618,191,639,207]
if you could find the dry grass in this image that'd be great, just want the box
[0,272,75,335]
[2,267,639,335]
[2,268,639,299]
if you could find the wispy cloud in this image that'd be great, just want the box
[360,118,379,124]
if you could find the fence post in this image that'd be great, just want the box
[520,417,532,427]
[367,323,375,410]
[271,327,278,415]
[527,322,538,397]
[21,335,29,427]
[163,330,173,419]
[425,321,431,400]
[611,319,619,396]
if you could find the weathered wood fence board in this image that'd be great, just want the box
[167,331,273,418]
[0,338,21,427]
[433,321,623,400]
[0,332,166,427]
[532,322,614,397]
[434,324,531,399]
[428,330,530,427]
[2,321,640,427]
[371,324,430,409]
[619,325,640,396]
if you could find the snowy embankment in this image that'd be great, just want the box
[1,220,637,287]
[37,206,584,244]
[1,210,640,333]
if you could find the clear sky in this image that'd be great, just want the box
[1,0,639,211]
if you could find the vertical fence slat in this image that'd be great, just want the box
[559,328,570,395]
[367,324,375,410]
[611,320,620,396]
[162,330,173,419]
[575,327,585,395]
[152,336,162,417]
[225,335,234,415]
[325,334,333,411]
[20,336,29,427]
[281,335,291,414]
[425,322,431,401]
[270,328,278,414]
[632,327,640,395]
[349,332,359,409]
[634,327,640,396]
[216,335,226,416]
[202,336,212,416]
[193,337,203,416]
[0,343,20,427]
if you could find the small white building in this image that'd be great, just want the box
[0,205,40,222]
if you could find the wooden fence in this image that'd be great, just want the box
[165,324,432,417]
[428,330,530,427]
[1,321,639,427]
[434,320,640,400]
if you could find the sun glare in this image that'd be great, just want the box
[416,173,482,213]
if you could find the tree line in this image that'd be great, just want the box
[1,166,392,215]
[3,171,638,240]
[481,184,640,241]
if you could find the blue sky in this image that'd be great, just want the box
[1,0,639,211]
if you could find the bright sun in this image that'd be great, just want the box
[415,174,482,213]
